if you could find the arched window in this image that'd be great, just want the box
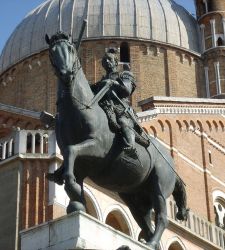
[168,241,185,250]
[202,3,206,14]
[26,133,32,153]
[120,42,130,63]
[5,142,9,158]
[105,210,131,236]
[208,1,212,12]
[217,37,223,46]
[167,238,186,250]
[83,187,102,221]
[84,192,99,219]
[213,191,225,230]
[35,133,41,153]
[214,199,225,229]
[199,1,207,15]
[43,134,49,154]
[11,140,14,156]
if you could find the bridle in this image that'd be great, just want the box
[49,39,91,110]
[49,39,81,81]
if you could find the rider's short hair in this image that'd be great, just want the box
[102,50,119,69]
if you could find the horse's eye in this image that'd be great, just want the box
[68,46,73,53]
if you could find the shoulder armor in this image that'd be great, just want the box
[120,71,136,90]
[120,71,135,82]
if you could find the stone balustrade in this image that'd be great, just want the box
[167,199,225,249]
[0,129,59,161]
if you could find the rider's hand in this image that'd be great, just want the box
[111,80,119,85]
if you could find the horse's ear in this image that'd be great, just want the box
[45,34,50,45]
[68,34,72,43]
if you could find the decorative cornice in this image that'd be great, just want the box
[137,109,158,123]
[153,106,225,115]
[138,96,225,116]
[198,11,225,22]
[0,103,41,119]
[139,96,225,105]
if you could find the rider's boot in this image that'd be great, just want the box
[122,126,137,158]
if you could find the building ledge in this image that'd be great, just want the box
[138,96,225,118]
[0,153,63,166]
[139,96,225,106]
[0,102,41,119]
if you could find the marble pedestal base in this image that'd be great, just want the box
[20,211,152,250]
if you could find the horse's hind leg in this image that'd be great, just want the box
[147,185,168,249]
[119,193,154,242]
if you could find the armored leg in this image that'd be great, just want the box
[118,117,135,151]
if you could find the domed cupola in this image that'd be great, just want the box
[0,0,200,74]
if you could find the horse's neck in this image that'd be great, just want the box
[57,68,94,110]
[72,68,94,102]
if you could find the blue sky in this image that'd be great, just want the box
[0,0,195,53]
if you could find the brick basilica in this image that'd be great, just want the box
[0,0,224,249]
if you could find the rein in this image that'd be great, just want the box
[50,38,111,110]
[49,40,92,110]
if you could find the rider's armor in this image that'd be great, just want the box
[110,70,136,119]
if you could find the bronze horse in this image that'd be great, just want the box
[45,32,188,249]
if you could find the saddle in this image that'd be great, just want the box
[99,100,150,148]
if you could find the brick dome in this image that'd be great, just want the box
[0,0,200,74]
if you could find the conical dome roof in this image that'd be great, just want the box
[0,0,200,74]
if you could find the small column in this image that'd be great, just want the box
[200,24,206,52]
[204,66,210,97]
[203,0,208,13]
[210,19,216,48]
[223,18,225,41]
[14,130,28,154]
[214,62,222,95]
[220,230,225,249]
[2,142,6,160]
[40,135,44,154]
[8,139,13,157]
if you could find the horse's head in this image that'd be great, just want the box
[45,32,78,83]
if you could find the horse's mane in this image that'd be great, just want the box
[48,32,71,47]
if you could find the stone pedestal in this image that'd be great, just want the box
[20,211,152,250]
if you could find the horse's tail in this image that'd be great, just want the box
[172,176,189,221]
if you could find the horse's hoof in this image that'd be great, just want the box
[46,172,64,185]
[146,241,158,250]
[66,201,86,214]
[176,208,189,221]
[46,173,54,181]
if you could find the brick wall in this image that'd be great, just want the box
[140,106,225,222]
[0,40,204,113]
[21,160,51,229]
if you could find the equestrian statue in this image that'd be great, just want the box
[44,21,188,250]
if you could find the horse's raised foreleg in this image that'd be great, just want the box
[62,139,101,213]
